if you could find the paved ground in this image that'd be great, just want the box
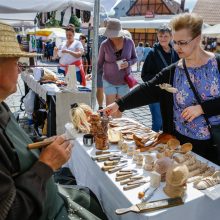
[5,61,152,129]
[122,70,152,128]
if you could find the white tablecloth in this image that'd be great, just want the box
[66,136,220,220]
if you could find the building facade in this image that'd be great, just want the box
[112,0,184,46]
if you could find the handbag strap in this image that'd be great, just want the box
[157,50,168,67]
[157,48,174,67]
[182,58,212,131]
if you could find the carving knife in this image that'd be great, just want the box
[115,173,138,181]
[108,164,127,174]
[101,163,128,172]
[142,187,159,202]
[120,176,144,185]
[116,170,138,176]
[123,181,146,191]
[96,150,120,155]
[104,160,127,166]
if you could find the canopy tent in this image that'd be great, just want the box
[121,19,171,29]
[120,15,210,30]
[27,27,81,38]
[27,28,81,49]
[202,24,220,38]
[0,0,97,13]
[27,28,64,37]
[119,15,174,30]
[0,0,105,25]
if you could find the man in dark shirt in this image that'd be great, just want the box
[0,22,106,220]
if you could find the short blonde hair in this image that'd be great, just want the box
[170,13,203,38]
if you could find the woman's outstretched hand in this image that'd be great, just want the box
[99,102,119,116]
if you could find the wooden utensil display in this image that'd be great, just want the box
[115,197,184,215]
[135,133,176,152]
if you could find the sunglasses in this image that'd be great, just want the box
[173,35,199,47]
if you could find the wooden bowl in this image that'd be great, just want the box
[180,143,193,153]
[108,129,122,144]
[167,138,180,150]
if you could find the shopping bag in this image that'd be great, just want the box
[124,74,138,88]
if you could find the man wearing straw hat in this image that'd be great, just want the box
[0,22,106,220]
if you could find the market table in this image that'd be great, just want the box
[66,135,220,220]
[21,71,91,136]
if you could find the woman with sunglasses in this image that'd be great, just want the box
[101,13,220,165]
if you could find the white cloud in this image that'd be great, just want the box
[176,0,198,11]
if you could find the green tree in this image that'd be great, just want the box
[69,15,81,32]
[45,12,60,27]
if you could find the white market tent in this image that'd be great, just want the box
[121,19,171,29]
[0,0,103,24]
[0,0,102,109]
[202,24,220,38]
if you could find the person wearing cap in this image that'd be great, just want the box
[141,24,179,132]
[101,13,220,165]
[98,18,137,117]
[0,22,107,220]
[54,24,86,86]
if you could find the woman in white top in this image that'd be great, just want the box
[55,24,86,86]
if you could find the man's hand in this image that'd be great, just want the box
[181,105,204,122]
[39,136,73,171]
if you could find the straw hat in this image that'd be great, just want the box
[0,22,36,58]
[99,18,126,38]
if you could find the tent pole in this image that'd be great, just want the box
[91,0,100,110]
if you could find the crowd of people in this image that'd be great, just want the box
[101,13,220,165]
[204,37,218,52]
[32,15,220,164]
[0,12,220,220]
